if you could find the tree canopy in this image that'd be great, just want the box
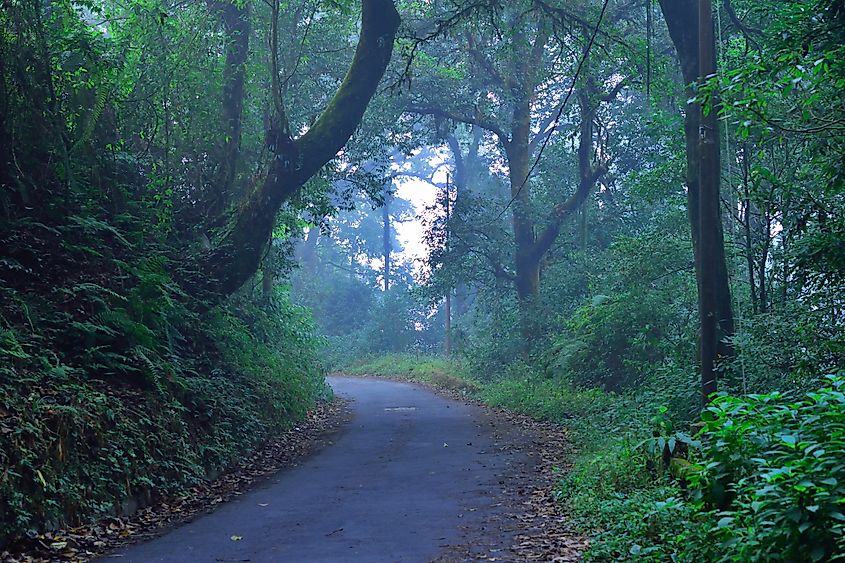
[2,0,844,559]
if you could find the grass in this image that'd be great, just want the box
[345,353,482,394]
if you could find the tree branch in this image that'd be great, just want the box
[529,110,560,154]
[531,90,607,261]
[722,0,762,45]
[406,105,510,148]
[189,0,401,301]
[601,77,627,102]
[446,134,467,189]
[465,32,512,90]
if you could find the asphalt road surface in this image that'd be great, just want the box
[100,376,528,563]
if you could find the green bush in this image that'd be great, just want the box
[727,306,845,396]
[0,235,326,541]
[576,487,700,562]
[690,375,845,561]
[549,291,688,390]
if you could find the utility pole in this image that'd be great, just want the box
[382,186,391,292]
[699,0,719,404]
[646,0,652,103]
[444,174,452,356]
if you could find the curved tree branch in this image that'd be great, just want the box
[531,89,607,261]
[722,0,762,46]
[189,0,401,301]
[406,104,510,147]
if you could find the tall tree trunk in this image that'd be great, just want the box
[659,0,735,398]
[578,204,588,251]
[445,127,481,319]
[261,243,273,303]
[298,226,319,275]
[508,86,607,352]
[759,214,771,313]
[185,0,400,302]
[217,1,249,210]
[698,0,721,400]
[740,143,758,313]
[444,291,452,355]
[506,96,541,348]
[743,199,759,314]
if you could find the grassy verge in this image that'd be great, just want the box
[344,353,481,393]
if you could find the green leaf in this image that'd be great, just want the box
[829,512,845,522]
[717,516,733,528]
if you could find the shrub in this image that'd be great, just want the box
[690,374,845,561]
[548,290,693,391]
[0,238,326,540]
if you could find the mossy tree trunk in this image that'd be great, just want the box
[187,0,400,302]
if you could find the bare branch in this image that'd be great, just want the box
[722,0,763,46]
[405,105,510,148]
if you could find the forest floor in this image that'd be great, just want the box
[1,399,351,563]
[4,376,584,562]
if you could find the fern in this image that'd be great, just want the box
[65,215,133,248]
[0,328,30,360]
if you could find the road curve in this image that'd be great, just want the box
[99,376,528,562]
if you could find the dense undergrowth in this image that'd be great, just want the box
[0,216,327,543]
[348,354,845,561]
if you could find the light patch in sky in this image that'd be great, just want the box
[393,178,438,276]
[390,150,452,279]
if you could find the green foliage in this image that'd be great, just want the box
[0,0,373,540]
[726,304,845,395]
[569,485,699,562]
[556,292,672,389]
[543,231,696,390]
[561,374,845,562]
[357,288,425,355]
[481,370,620,425]
[0,212,326,540]
[3,0,843,559]
[690,375,845,561]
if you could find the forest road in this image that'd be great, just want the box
[100,376,533,563]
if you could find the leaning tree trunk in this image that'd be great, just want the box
[184,0,400,302]
[659,0,735,395]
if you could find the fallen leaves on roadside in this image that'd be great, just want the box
[503,414,588,562]
[367,374,588,563]
[1,398,350,563]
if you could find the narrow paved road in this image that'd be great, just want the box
[101,376,529,562]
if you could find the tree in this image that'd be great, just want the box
[658,0,735,400]
[188,0,401,301]
[407,1,625,349]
